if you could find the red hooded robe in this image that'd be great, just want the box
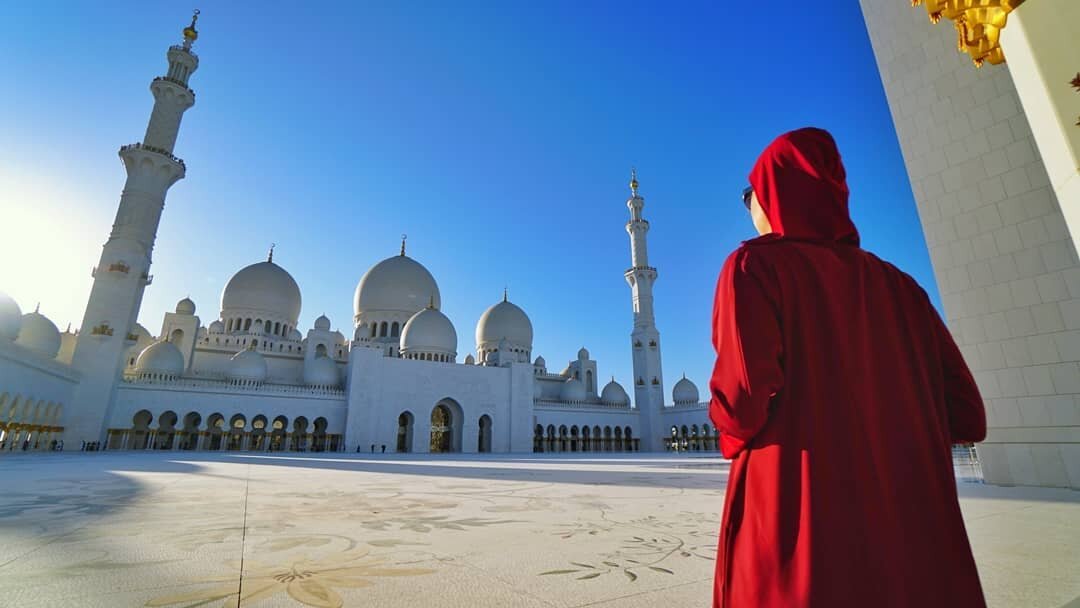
[710,128,987,607]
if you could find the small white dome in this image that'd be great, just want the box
[303,355,339,387]
[673,376,700,404]
[135,340,184,376]
[561,377,587,403]
[0,293,22,340]
[559,366,572,378]
[175,297,196,315]
[534,355,546,367]
[15,311,61,358]
[476,298,533,350]
[601,379,630,405]
[464,354,475,365]
[221,260,302,325]
[208,320,225,333]
[228,348,268,382]
[289,328,302,341]
[577,347,590,360]
[314,314,331,331]
[400,307,457,356]
[354,254,441,317]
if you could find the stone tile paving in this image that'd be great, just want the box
[0,452,1076,607]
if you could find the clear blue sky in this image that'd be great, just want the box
[0,1,936,396]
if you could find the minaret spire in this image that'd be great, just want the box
[400,234,407,256]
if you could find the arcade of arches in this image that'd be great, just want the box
[106,410,342,452]
[533,424,640,453]
[0,393,64,452]
[664,424,720,452]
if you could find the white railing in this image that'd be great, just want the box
[534,399,633,410]
[120,374,345,398]
[665,400,708,410]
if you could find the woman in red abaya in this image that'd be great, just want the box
[710,127,987,608]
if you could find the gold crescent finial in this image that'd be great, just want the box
[268,243,275,263]
[183,9,200,42]
[630,167,639,196]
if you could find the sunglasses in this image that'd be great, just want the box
[741,186,753,210]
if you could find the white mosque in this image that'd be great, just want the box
[0,14,715,455]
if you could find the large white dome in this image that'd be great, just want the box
[673,376,700,404]
[15,311,61,359]
[561,377,587,403]
[228,348,268,382]
[601,379,630,406]
[0,293,22,341]
[476,298,533,349]
[354,254,441,317]
[135,340,184,376]
[303,356,339,387]
[221,260,302,324]
[400,307,457,356]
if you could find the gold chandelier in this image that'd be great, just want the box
[911,0,1026,67]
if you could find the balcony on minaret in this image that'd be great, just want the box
[118,142,186,171]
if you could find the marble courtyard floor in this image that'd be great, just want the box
[0,453,1077,607]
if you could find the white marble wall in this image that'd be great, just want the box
[859,1,1080,488]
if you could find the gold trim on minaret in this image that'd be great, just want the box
[912,0,1025,67]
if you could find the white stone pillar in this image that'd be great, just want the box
[1000,0,1080,255]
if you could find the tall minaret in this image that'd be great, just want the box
[624,170,664,451]
[64,13,201,444]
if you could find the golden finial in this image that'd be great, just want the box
[629,167,639,196]
[503,286,508,302]
[267,243,275,263]
[400,234,407,256]
[183,9,200,42]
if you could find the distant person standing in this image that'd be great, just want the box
[709,128,986,607]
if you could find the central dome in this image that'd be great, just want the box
[221,260,302,325]
[354,254,441,318]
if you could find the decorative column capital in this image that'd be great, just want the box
[912,0,1025,67]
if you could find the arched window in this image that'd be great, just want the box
[391,322,400,338]
[316,344,327,358]
[586,370,594,393]
[370,324,377,338]
[379,322,388,337]
[227,319,233,332]
[244,318,252,331]
[274,322,281,335]
[264,320,272,334]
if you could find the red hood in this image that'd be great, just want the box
[749,127,859,246]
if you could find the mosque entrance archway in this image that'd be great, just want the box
[157,410,178,450]
[478,415,492,453]
[131,410,152,450]
[312,417,328,452]
[429,399,462,453]
[181,412,201,450]
[270,416,288,451]
[397,411,414,453]
[250,415,268,451]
